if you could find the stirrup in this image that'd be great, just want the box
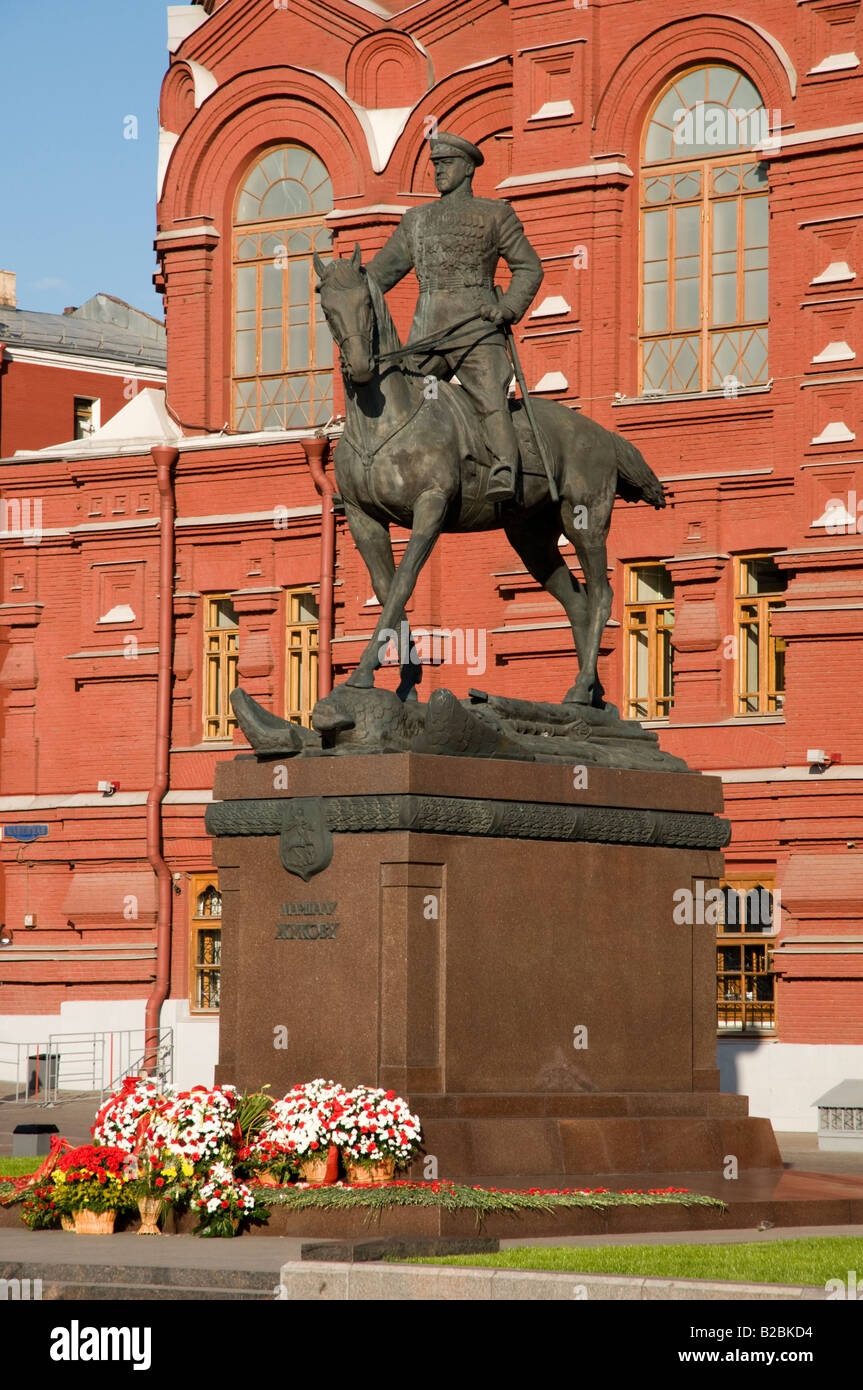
[486,464,516,502]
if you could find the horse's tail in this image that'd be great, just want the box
[613,432,666,509]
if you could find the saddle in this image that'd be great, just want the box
[437,382,552,514]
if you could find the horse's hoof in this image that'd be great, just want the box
[563,683,592,706]
[396,670,422,702]
[344,672,375,690]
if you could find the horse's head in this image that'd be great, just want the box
[313,244,375,385]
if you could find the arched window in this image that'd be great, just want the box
[640,65,769,396]
[233,145,334,431]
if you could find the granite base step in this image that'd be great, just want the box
[0,1261,280,1302]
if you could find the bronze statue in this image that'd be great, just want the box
[304,235,665,712]
[367,132,543,502]
[231,131,667,757]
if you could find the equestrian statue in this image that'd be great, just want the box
[232,131,670,764]
[316,131,664,705]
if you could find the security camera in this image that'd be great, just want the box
[807,749,828,764]
[807,750,839,769]
[98,780,119,796]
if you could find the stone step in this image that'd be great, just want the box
[42,1280,276,1301]
[1,1261,279,1296]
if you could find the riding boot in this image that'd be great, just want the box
[483,409,519,502]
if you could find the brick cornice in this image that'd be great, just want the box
[0,602,43,628]
[181,0,377,70]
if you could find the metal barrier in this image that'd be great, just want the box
[0,1042,52,1103]
[0,1028,173,1104]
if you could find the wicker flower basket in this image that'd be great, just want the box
[298,1154,329,1183]
[137,1196,164,1235]
[73,1209,116,1235]
[345,1157,396,1186]
[255,1169,281,1188]
[60,1214,75,1232]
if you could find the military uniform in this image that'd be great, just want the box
[366,134,543,499]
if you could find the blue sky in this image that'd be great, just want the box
[1,0,173,320]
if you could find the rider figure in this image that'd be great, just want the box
[366,132,544,502]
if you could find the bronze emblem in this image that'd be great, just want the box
[279,797,333,882]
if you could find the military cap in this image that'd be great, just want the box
[428,131,484,167]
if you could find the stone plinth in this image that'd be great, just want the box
[206,754,780,1176]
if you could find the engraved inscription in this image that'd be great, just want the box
[276,900,339,941]
[276,921,339,940]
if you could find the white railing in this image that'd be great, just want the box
[0,1028,173,1104]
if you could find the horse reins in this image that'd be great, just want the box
[374,314,500,367]
[329,288,506,469]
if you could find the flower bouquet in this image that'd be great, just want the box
[123,1148,196,1234]
[50,1144,134,1233]
[92,1074,168,1151]
[146,1084,241,1171]
[192,1160,267,1238]
[339,1086,423,1184]
[253,1080,346,1184]
[232,1088,275,1180]
[19,1182,61,1231]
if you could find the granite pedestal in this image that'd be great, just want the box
[207,754,780,1178]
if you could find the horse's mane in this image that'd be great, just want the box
[365,269,404,360]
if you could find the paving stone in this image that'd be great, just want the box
[347,1262,495,1301]
[489,1269,595,1300]
[278,1261,350,1300]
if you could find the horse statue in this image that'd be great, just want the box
[312,244,665,710]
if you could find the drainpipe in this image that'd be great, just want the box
[144,444,178,1070]
[301,434,334,697]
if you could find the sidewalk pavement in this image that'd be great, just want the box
[1,1222,860,1269]
[0,1229,310,1270]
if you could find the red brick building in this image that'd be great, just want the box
[0,277,166,458]
[1,0,861,1125]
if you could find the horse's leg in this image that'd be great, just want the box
[343,504,422,695]
[502,507,591,676]
[347,490,449,690]
[565,498,614,708]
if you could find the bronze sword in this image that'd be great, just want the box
[495,287,560,504]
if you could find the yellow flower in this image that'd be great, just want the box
[163,1166,177,1178]
[181,1161,193,1177]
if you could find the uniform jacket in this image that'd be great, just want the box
[367,195,543,342]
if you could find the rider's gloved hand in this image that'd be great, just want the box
[479,303,515,325]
